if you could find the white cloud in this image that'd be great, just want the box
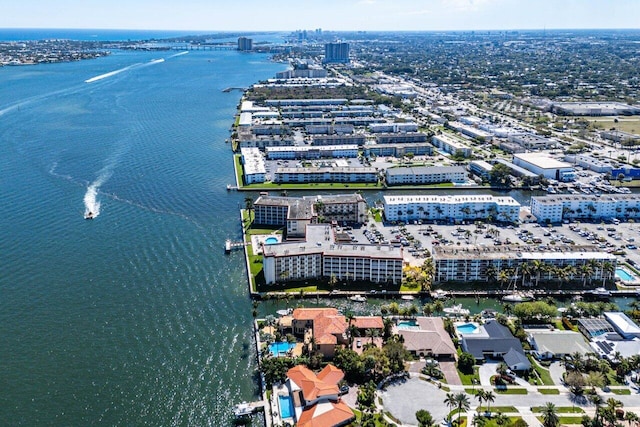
[442,0,494,12]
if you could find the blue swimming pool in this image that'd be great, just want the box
[269,342,295,357]
[616,268,635,281]
[397,320,419,330]
[265,236,278,245]
[456,323,479,334]
[279,395,294,419]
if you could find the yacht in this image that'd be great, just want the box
[443,304,470,317]
[349,294,367,302]
[589,287,611,299]
[233,402,253,417]
[431,289,449,300]
[401,295,415,301]
[502,291,534,303]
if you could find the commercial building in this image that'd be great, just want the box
[262,224,404,285]
[385,166,467,186]
[265,145,358,160]
[432,244,616,283]
[588,312,640,361]
[493,158,540,183]
[513,153,575,182]
[600,130,640,144]
[551,102,640,116]
[323,42,350,64]
[274,167,378,184]
[253,194,368,235]
[564,154,613,173]
[383,194,520,223]
[530,194,640,223]
[508,133,557,150]
[240,147,266,184]
[446,121,493,142]
[237,37,253,51]
[432,134,472,157]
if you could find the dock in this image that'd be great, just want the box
[233,400,266,417]
[225,239,246,253]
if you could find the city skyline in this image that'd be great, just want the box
[3,0,640,33]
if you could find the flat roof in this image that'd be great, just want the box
[266,145,358,153]
[527,330,591,355]
[276,167,377,174]
[433,244,616,261]
[386,166,465,176]
[532,194,640,205]
[383,194,520,206]
[604,312,640,337]
[514,153,572,169]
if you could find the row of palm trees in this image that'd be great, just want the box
[486,258,616,288]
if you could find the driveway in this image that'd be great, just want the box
[440,361,462,386]
[381,377,449,426]
[478,362,498,386]
[548,361,565,386]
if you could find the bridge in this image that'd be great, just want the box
[170,44,236,51]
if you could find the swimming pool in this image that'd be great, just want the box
[278,395,294,419]
[397,320,419,330]
[265,236,279,245]
[269,342,295,357]
[456,323,479,335]
[616,268,635,282]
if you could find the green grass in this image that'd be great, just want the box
[242,181,383,190]
[234,154,244,186]
[528,356,555,385]
[538,388,560,395]
[457,366,479,386]
[536,416,585,425]
[610,388,631,395]
[475,417,522,427]
[494,387,528,394]
[531,406,584,414]
[475,406,518,413]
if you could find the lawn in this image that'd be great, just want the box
[531,406,584,414]
[528,357,555,385]
[538,388,560,395]
[234,154,243,187]
[475,406,518,413]
[584,116,640,134]
[474,416,522,427]
[610,388,631,395]
[537,416,585,425]
[457,366,480,386]
[494,387,528,395]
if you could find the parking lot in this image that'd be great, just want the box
[346,215,640,271]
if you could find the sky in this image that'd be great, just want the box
[2,0,640,32]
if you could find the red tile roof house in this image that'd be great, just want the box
[292,308,348,358]
[286,364,355,427]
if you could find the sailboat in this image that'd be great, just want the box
[502,267,534,302]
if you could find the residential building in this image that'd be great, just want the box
[237,37,253,51]
[375,132,428,144]
[262,225,403,285]
[369,122,419,133]
[469,160,494,180]
[432,244,616,283]
[527,330,592,360]
[432,134,472,157]
[265,145,358,160]
[383,194,520,223]
[446,121,493,142]
[513,153,575,182]
[587,312,640,361]
[530,194,640,223]
[274,167,378,183]
[291,308,347,357]
[285,365,355,427]
[364,143,433,158]
[323,42,350,64]
[311,135,366,146]
[385,166,467,186]
[240,147,266,184]
[461,320,531,370]
[395,317,456,359]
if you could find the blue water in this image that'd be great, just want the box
[265,236,278,245]
[456,323,479,334]
[0,35,284,425]
[616,268,635,281]
[397,320,419,330]
[269,342,296,357]
[278,395,294,419]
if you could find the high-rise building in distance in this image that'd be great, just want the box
[237,37,253,51]
[323,42,350,64]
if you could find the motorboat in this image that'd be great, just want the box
[401,295,415,301]
[443,304,470,317]
[589,287,611,299]
[431,289,449,300]
[233,402,253,417]
[349,294,367,302]
[84,211,94,220]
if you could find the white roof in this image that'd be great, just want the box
[514,153,572,169]
[604,312,640,337]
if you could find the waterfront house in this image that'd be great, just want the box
[292,308,347,358]
[461,320,530,370]
[395,317,456,359]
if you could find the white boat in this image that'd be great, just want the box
[502,291,534,303]
[233,402,254,417]
[589,287,611,298]
[349,294,367,302]
[84,211,95,220]
[401,295,415,301]
[443,304,470,316]
[431,289,449,300]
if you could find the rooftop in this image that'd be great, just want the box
[514,152,573,169]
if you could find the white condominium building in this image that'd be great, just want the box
[383,194,520,223]
[432,244,616,283]
[274,167,378,183]
[240,147,266,184]
[385,166,467,186]
[531,194,640,223]
[262,225,403,285]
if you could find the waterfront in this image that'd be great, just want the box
[0,39,283,425]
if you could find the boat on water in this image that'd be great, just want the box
[401,295,415,301]
[589,287,611,299]
[431,289,449,300]
[502,291,534,303]
[233,402,253,417]
[443,304,470,317]
[84,211,94,220]
[349,294,367,302]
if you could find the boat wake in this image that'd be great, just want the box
[168,51,189,58]
[85,58,165,84]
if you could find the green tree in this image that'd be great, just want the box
[416,409,436,427]
[453,393,471,425]
[541,402,560,427]
[458,352,476,375]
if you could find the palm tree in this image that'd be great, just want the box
[579,263,594,288]
[474,389,485,410]
[541,402,559,427]
[483,391,495,414]
[601,261,615,286]
[416,409,436,427]
[531,260,545,287]
[453,392,470,425]
[244,197,255,223]
[494,413,509,427]
[485,265,498,283]
[497,269,510,289]
[588,393,604,424]
[624,411,639,427]
[443,393,456,422]
[520,262,532,287]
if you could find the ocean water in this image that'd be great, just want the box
[0,44,283,425]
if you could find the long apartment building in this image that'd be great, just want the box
[274,167,378,183]
[383,194,520,223]
[531,194,640,223]
[431,134,472,157]
[240,147,266,184]
[254,194,368,237]
[265,145,358,160]
[432,244,616,283]
[385,166,466,186]
[262,225,404,285]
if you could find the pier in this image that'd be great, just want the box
[225,239,246,253]
[233,400,266,417]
